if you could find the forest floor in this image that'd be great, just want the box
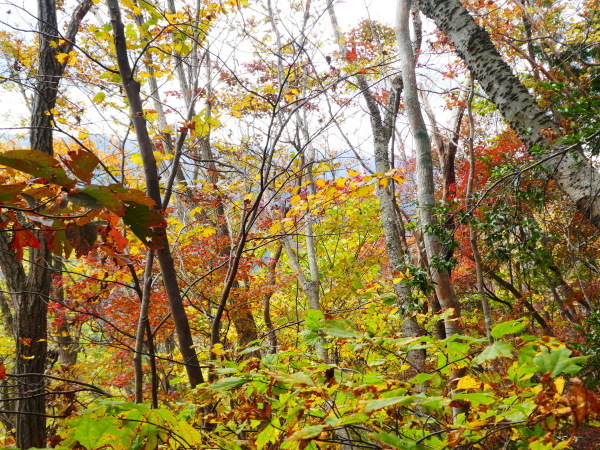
[570,425,600,449]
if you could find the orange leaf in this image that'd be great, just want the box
[11,228,41,262]
[346,46,357,63]
[0,362,5,380]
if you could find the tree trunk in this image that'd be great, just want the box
[106,0,204,387]
[396,0,461,338]
[328,3,425,373]
[464,79,493,342]
[420,0,600,230]
[0,1,92,446]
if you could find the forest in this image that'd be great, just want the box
[0,0,599,448]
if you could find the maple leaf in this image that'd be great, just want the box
[11,227,41,262]
[346,45,357,62]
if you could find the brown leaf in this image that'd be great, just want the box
[561,378,600,429]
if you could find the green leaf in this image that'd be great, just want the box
[533,346,588,377]
[491,319,528,339]
[0,149,76,189]
[379,292,397,306]
[273,371,314,386]
[92,91,106,103]
[363,395,416,412]
[122,202,166,248]
[67,192,104,210]
[256,424,281,450]
[71,415,134,449]
[302,329,322,346]
[304,309,324,330]
[453,392,496,406]
[369,431,408,448]
[78,185,125,215]
[207,376,248,391]
[475,341,514,363]
[321,319,363,339]
[0,184,25,206]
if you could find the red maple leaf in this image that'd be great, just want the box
[346,45,357,63]
[11,228,41,262]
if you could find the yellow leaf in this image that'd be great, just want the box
[131,153,143,166]
[354,185,374,197]
[269,222,281,235]
[78,131,89,140]
[554,377,565,396]
[56,53,70,64]
[211,343,226,356]
[347,169,360,177]
[456,375,481,390]
[200,227,217,238]
[20,355,35,359]
[335,178,347,187]
[290,195,302,206]
[315,179,326,188]
[92,92,106,103]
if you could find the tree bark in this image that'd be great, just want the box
[420,0,600,230]
[0,1,92,446]
[106,0,204,387]
[396,0,461,337]
[328,3,425,373]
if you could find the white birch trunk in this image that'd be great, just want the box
[421,0,600,230]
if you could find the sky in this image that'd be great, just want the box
[0,0,398,131]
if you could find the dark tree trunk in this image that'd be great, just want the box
[0,1,93,447]
[106,0,204,387]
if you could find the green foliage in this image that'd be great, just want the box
[58,400,202,450]
[573,311,600,388]
[188,316,592,449]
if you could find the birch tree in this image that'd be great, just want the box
[420,0,600,230]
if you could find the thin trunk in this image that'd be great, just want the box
[134,252,154,403]
[281,237,326,360]
[270,0,326,361]
[396,0,461,337]
[464,78,493,342]
[263,245,282,354]
[107,0,204,387]
[328,3,425,373]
